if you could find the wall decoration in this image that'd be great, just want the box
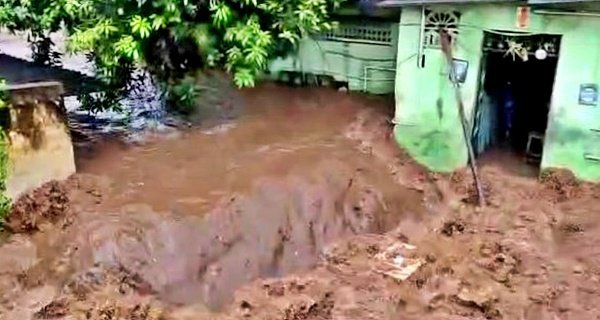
[579,84,598,106]
[482,33,561,58]
[450,59,468,84]
[505,40,528,61]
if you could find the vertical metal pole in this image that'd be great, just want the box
[439,30,486,207]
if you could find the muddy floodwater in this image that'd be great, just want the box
[4,84,600,320]
[73,86,425,309]
[1,84,426,314]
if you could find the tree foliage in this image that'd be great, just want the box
[0,0,343,111]
[0,79,10,227]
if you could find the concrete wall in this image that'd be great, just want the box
[268,22,399,94]
[393,4,600,180]
[5,82,75,199]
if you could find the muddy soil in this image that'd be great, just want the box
[2,84,600,319]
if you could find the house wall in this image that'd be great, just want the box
[393,4,600,180]
[5,82,76,199]
[268,22,399,94]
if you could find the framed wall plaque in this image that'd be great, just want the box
[579,84,598,106]
[450,58,468,84]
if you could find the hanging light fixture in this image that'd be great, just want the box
[535,49,547,60]
[535,45,548,60]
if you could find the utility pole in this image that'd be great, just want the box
[439,29,486,207]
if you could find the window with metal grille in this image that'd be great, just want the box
[317,22,393,45]
[423,9,461,48]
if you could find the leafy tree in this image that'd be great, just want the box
[0,79,9,227]
[0,0,343,112]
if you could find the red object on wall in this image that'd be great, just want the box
[516,6,530,29]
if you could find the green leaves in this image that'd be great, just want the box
[0,0,343,111]
[68,27,100,52]
[97,19,118,37]
[278,30,299,45]
[130,15,151,38]
[115,35,141,60]
[233,68,255,88]
[221,17,272,87]
[189,24,213,48]
[0,79,6,109]
[150,13,167,30]
[0,78,10,226]
[167,76,201,113]
[240,0,258,7]
[209,0,232,28]
[245,44,268,68]
[225,46,242,71]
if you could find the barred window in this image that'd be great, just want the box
[423,9,461,48]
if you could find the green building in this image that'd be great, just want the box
[269,0,600,181]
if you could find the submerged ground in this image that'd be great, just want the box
[1,84,600,320]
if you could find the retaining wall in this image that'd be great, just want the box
[5,82,75,199]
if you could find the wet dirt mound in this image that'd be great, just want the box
[447,170,494,206]
[8,265,165,320]
[54,266,162,320]
[535,168,600,203]
[201,234,422,320]
[7,181,71,233]
[540,168,583,202]
[53,159,422,311]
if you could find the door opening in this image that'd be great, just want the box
[471,31,561,169]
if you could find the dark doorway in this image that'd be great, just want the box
[471,31,561,167]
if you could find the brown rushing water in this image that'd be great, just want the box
[1,84,426,314]
[5,84,600,320]
[75,85,413,213]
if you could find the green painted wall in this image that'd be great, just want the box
[393,4,600,180]
[268,22,399,94]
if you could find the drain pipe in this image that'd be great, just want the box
[584,154,600,162]
[533,9,600,17]
[417,5,426,69]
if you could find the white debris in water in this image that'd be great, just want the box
[65,76,171,140]
[393,255,405,266]
[373,242,424,282]
[201,123,237,135]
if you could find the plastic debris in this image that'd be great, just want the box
[373,242,424,282]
